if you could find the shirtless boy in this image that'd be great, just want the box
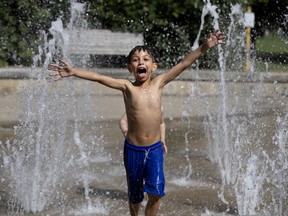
[48,30,225,216]
[119,105,167,153]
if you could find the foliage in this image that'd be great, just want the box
[0,0,287,67]
[87,0,205,67]
[0,0,70,66]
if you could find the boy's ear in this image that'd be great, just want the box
[152,63,158,72]
[127,64,132,73]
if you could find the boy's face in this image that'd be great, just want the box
[128,50,157,82]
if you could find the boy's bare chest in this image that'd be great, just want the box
[129,87,161,107]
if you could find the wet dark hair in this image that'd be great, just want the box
[127,45,158,64]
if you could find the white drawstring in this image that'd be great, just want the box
[143,149,151,164]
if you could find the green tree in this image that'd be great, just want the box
[87,0,205,67]
[1,0,286,67]
[0,0,70,66]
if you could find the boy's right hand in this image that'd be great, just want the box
[48,60,73,80]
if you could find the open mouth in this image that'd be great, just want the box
[137,68,147,74]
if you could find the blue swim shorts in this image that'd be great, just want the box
[124,139,165,204]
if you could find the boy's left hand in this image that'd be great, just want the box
[206,30,226,48]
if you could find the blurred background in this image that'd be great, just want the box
[0,0,287,71]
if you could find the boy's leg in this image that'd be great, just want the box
[129,202,141,216]
[145,194,161,216]
[124,141,146,215]
[143,142,165,216]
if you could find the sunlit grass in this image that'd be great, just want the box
[256,32,288,53]
[255,31,288,72]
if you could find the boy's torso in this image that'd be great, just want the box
[124,79,163,146]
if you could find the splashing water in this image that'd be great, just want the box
[3,1,109,214]
[181,1,288,215]
[3,30,72,213]
[192,0,220,51]
[1,1,287,215]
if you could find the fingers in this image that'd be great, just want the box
[48,66,61,80]
[214,29,223,34]
[53,76,62,81]
[59,60,68,67]
[49,72,58,76]
[48,60,69,71]
[48,60,68,81]
[48,63,62,81]
[214,29,225,38]
[49,72,61,77]
[48,64,64,74]
[48,64,60,71]
[213,29,226,44]
[49,72,62,81]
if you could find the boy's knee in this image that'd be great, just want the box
[147,194,161,203]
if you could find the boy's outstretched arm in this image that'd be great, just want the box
[48,60,127,90]
[159,30,225,86]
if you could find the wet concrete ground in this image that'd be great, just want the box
[0,68,287,215]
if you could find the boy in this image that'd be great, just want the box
[119,106,167,153]
[48,30,225,216]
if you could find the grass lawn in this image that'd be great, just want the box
[255,32,288,72]
[256,32,288,53]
